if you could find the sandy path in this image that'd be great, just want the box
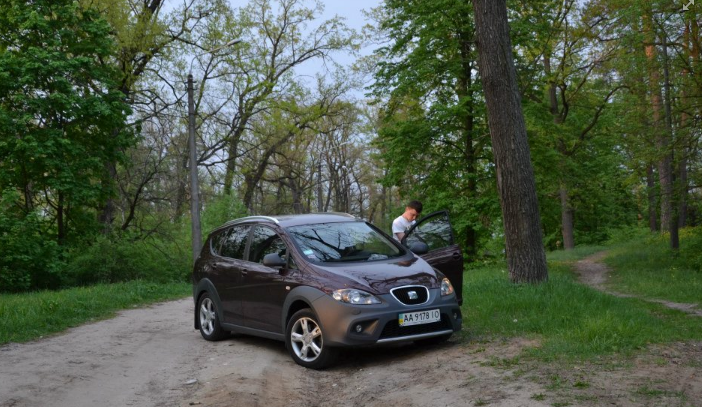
[3,260,701,407]
[0,298,548,407]
[1,299,208,407]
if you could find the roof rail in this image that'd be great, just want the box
[240,215,280,224]
[313,212,356,218]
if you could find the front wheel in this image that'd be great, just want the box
[285,309,337,369]
[197,293,228,341]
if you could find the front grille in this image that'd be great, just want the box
[391,285,429,305]
[379,314,452,339]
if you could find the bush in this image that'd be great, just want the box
[64,233,190,286]
[200,193,248,234]
[0,191,65,292]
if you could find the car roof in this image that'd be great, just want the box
[212,212,360,232]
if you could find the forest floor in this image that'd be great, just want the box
[1,253,701,407]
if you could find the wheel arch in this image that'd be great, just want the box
[193,278,223,330]
[281,286,326,330]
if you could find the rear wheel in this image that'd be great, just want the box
[198,293,228,341]
[285,309,337,369]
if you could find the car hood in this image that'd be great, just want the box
[310,255,441,294]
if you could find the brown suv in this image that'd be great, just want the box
[192,212,463,369]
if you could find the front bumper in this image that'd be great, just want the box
[311,288,462,347]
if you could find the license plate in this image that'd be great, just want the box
[398,309,441,327]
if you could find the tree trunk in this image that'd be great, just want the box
[643,11,672,233]
[97,160,118,233]
[223,134,241,196]
[57,190,66,246]
[472,0,548,283]
[647,164,658,231]
[546,52,575,250]
[660,28,679,249]
[559,184,575,250]
[457,19,478,259]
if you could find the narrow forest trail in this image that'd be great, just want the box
[574,251,702,317]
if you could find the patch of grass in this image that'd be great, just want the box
[479,355,521,368]
[547,374,565,390]
[462,260,702,361]
[531,393,546,401]
[546,245,607,262]
[604,227,702,304]
[634,384,683,399]
[0,281,190,345]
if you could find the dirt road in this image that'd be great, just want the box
[0,298,546,407]
[2,255,702,407]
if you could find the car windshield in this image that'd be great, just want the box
[286,222,404,263]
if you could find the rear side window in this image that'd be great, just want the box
[217,225,250,259]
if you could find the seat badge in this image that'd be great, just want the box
[408,291,418,300]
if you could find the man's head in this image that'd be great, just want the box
[402,200,423,222]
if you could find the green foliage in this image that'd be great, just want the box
[464,260,702,360]
[0,191,64,291]
[200,193,249,234]
[64,232,191,286]
[0,280,190,344]
[604,227,702,303]
[0,0,134,246]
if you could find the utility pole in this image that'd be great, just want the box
[317,163,323,212]
[187,39,241,264]
[188,73,202,264]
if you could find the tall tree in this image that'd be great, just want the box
[216,0,358,197]
[0,0,133,246]
[472,0,548,283]
[369,0,491,258]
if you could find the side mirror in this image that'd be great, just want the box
[408,241,429,255]
[262,253,286,268]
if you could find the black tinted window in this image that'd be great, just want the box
[219,225,250,259]
[405,213,453,251]
[210,230,229,255]
[249,226,288,264]
[287,222,403,263]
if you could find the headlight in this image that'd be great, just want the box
[332,289,381,305]
[440,278,454,296]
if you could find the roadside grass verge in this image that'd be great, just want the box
[0,281,190,345]
[462,254,702,361]
[603,227,702,304]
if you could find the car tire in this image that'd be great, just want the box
[197,293,228,341]
[285,309,337,369]
[414,333,452,347]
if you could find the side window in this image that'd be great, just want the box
[210,230,229,255]
[405,212,454,252]
[219,225,251,260]
[248,226,288,264]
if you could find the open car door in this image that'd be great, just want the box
[402,210,463,304]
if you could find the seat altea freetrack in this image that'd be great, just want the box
[192,212,463,369]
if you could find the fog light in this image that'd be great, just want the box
[355,324,363,333]
[453,311,459,320]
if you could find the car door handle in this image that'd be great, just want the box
[452,253,461,260]
[241,269,248,276]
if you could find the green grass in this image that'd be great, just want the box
[0,281,190,345]
[462,251,702,361]
[545,245,607,262]
[603,228,702,304]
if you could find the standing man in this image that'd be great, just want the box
[392,200,423,241]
